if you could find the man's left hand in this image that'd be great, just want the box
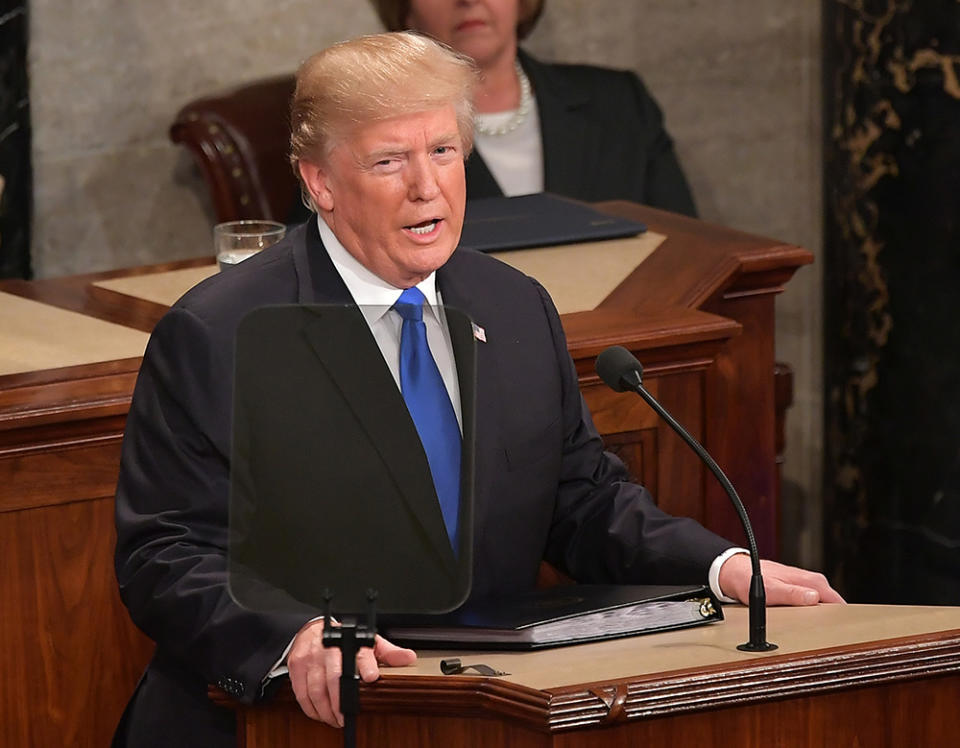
[718,554,846,605]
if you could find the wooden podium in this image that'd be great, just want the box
[230,605,960,747]
[1,204,808,746]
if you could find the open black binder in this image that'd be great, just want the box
[383,584,722,651]
[458,193,647,253]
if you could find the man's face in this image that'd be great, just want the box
[302,106,467,289]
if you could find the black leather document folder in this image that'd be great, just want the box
[458,193,647,253]
[384,584,722,650]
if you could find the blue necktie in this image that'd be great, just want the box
[394,287,461,553]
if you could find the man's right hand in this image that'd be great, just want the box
[286,619,417,727]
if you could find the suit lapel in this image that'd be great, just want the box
[294,222,458,571]
[437,256,496,567]
[292,218,352,304]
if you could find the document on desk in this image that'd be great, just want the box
[459,193,646,253]
[384,584,722,650]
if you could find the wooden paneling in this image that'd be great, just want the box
[702,286,779,556]
[0,203,812,746]
[247,712,554,748]
[582,370,708,522]
[0,360,139,435]
[0,433,124,513]
[648,371,705,522]
[266,676,960,748]
[230,613,960,748]
[546,677,960,747]
[0,497,153,747]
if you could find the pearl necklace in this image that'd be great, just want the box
[475,61,533,137]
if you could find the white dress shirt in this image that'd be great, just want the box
[264,219,467,681]
[317,218,463,430]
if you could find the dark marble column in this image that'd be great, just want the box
[0,2,32,279]
[823,0,960,603]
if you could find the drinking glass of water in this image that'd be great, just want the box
[215,220,286,271]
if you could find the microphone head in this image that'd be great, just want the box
[595,346,644,392]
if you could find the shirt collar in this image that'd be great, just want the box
[317,216,441,322]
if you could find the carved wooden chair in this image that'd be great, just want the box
[169,74,299,223]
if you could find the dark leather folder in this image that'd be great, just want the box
[384,584,722,651]
[458,193,647,253]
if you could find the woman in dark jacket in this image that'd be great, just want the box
[291,0,696,222]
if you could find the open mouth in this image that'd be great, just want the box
[406,219,440,236]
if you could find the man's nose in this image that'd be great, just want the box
[407,155,441,201]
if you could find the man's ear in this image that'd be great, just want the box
[298,160,335,213]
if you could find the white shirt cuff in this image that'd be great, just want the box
[265,615,324,681]
[708,547,750,603]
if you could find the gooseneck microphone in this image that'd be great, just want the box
[596,345,777,652]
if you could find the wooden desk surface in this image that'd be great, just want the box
[400,603,960,691]
[0,291,149,376]
[239,603,960,746]
[0,205,814,748]
[1,230,666,377]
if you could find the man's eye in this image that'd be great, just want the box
[372,158,401,171]
[434,146,455,156]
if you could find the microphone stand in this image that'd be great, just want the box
[321,589,379,748]
[612,361,777,652]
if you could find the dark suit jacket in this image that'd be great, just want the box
[113,220,731,746]
[227,300,477,617]
[465,50,697,216]
[288,51,696,224]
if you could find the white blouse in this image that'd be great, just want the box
[473,98,545,197]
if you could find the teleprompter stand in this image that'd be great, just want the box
[229,305,476,744]
[321,589,378,748]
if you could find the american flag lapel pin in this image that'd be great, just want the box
[471,322,487,343]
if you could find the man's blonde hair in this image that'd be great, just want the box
[290,32,479,209]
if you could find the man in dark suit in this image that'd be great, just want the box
[113,31,840,747]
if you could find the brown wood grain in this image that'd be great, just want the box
[0,202,812,747]
[547,676,960,747]
[0,256,213,332]
[701,290,778,555]
[232,625,960,747]
[652,371,706,522]
[0,497,154,748]
[0,433,124,513]
[0,359,139,434]
[576,202,811,558]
